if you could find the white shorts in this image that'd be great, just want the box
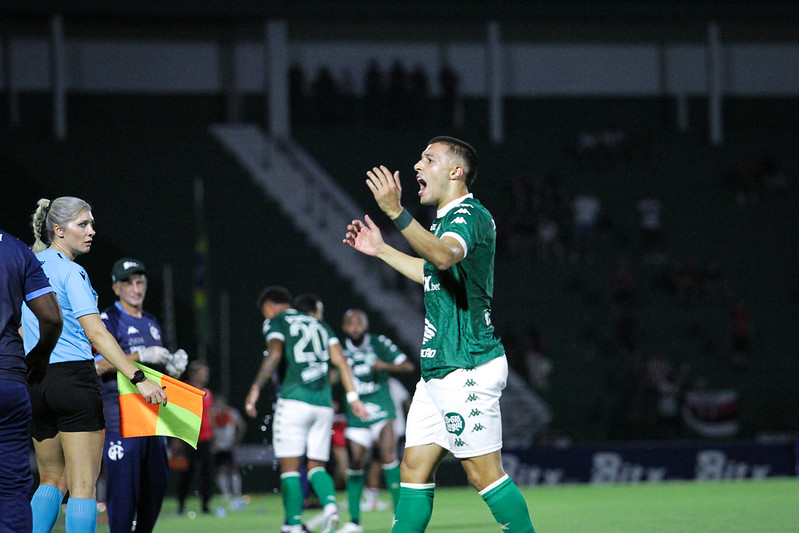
[344,419,390,449]
[272,398,334,461]
[405,355,507,459]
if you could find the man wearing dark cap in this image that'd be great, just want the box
[94,258,188,533]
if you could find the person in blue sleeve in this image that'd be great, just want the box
[22,197,167,533]
[94,257,188,533]
[0,229,62,533]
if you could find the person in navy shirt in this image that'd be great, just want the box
[0,229,62,533]
[22,197,167,533]
[94,257,188,533]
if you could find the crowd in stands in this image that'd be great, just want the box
[289,59,460,128]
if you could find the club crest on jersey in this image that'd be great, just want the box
[445,413,465,435]
[127,326,140,335]
[107,440,125,461]
[150,324,161,341]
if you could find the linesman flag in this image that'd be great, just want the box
[117,362,205,449]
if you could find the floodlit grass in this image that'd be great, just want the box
[51,477,798,532]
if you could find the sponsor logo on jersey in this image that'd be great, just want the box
[127,326,140,335]
[445,412,465,435]
[423,276,440,292]
[107,440,125,461]
[420,348,436,358]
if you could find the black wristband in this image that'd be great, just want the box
[392,208,413,231]
[130,369,146,385]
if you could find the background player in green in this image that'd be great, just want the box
[343,136,535,532]
[337,308,414,533]
[244,286,367,533]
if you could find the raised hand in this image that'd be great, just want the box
[365,166,403,219]
[343,215,385,257]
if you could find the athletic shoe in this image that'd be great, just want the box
[320,509,340,533]
[336,522,364,533]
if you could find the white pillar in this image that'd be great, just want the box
[487,20,504,145]
[707,21,723,146]
[221,37,241,124]
[3,35,20,126]
[265,19,290,139]
[50,13,67,141]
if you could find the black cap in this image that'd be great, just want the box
[111,257,147,282]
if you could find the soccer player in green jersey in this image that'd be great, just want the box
[244,286,368,533]
[337,309,415,533]
[343,137,535,532]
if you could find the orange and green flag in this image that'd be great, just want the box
[117,362,205,449]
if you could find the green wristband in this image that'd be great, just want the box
[392,208,413,231]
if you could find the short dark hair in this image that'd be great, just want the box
[428,135,479,188]
[257,286,293,309]
[294,293,322,315]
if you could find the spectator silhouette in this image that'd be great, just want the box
[439,61,459,128]
[385,60,409,124]
[311,66,340,125]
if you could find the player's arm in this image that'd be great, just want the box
[344,215,425,284]
[360,164,465,270]
[329,342,369,419]
[80,313,167,405]
[95,345,170,374]
[24,292,63,385]
[245,339,283,417]
[374,355,415,374]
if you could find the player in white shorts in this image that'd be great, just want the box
[245,287,367,533]
[344,136,535,532]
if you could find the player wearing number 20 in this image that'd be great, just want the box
[245,286,367,533]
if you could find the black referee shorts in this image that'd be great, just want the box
[29,359,105,441]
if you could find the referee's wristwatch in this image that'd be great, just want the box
[130,369,146,385]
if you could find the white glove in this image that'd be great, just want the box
[166,349,189,377]
[138,346,170,365]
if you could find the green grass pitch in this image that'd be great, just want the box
[53,477,798,532]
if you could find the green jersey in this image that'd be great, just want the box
[421,193,505,380]
[263,308,338,407]
[343,333,408,428]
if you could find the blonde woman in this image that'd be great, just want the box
[22,197,167,533]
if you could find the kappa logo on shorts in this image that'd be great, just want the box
[444,412,465,435]
[472,423,486,432]
[466,393,478,402]
[454,438,466,447]
[469,409,482,417]
[464,379,477,387]
[107,440,124,461]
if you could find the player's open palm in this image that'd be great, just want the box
[343,215,384,257]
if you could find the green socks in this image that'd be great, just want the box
[281,472,304,526]
[383,461,402,509]
[308,466,338,507]
[480,475,535,533]
[346,469,365,524]
[390,483,435,533]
